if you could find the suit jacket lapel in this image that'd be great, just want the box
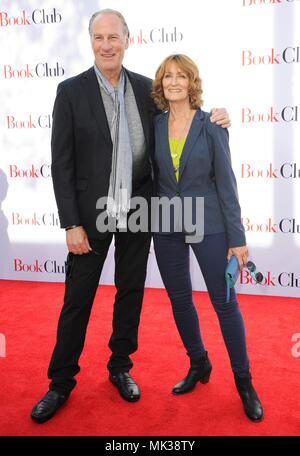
[81,67,112,148]
[158,109,205,186]
[82,67,151,150]
[179,109,204,179]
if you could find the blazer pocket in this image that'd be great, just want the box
[76,178,88,191]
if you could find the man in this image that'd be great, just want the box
[31,9,230,424]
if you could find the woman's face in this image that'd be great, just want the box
[162,61,190,104]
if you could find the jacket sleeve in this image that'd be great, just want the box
[206,117,246,247]
[51,83,81,228]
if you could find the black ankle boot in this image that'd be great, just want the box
[234,373,263,422]
[172,352,212,395]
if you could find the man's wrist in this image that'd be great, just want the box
[65,225,81,231]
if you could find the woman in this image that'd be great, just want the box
[151,54,263,422]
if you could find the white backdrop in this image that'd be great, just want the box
[0,0,299,297]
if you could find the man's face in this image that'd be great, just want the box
[91,13,129,76]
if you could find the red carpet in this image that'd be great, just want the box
[0,280,299,436]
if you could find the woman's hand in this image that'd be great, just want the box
[227,246,249,270]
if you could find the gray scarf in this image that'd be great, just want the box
[94,64,132,228]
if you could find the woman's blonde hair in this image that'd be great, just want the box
[152,54,203,111]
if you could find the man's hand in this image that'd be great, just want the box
[210,107,231,129]
[227,246,249,270]
[66,226,92,255]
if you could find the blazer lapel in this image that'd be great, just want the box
[159,113,178,186]
[81,67,112,148]
[179,109,204,180]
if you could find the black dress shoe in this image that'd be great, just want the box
[31,390,69,424]
[234,374,264,422]
[172,352,212,395]
[109,372,140,402]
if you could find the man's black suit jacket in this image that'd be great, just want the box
[51,66,156,239]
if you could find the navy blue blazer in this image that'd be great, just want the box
[153,108,246,247]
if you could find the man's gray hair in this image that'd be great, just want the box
[89,9,130,37]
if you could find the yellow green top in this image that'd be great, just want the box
[169,138,186,181]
